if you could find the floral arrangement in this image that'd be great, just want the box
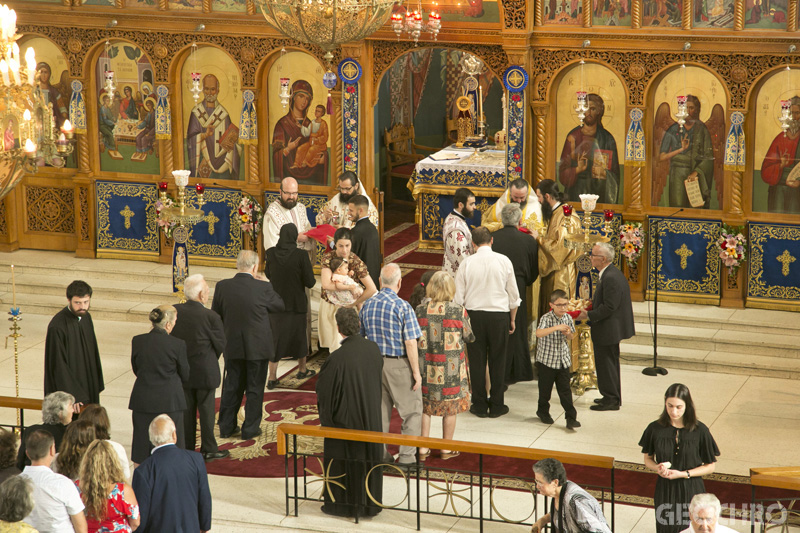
[619,222,645,265]
[234,193,263,248]
[716,225,747,276]
[155,195,176,239]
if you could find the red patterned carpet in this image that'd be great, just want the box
[382,222,443,301]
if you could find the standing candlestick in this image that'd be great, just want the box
[10,264,15,308]
[478,84,484,135]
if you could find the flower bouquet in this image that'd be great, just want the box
[716,225,746,277]
[234,193,263,251]
[155,195,176,239]
[619,222,645,265]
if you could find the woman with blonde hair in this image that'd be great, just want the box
[79,404,130,482]
[53,419,95,481]
[414,271,474,460]
[128,305,189,464]
[78,440,140,532]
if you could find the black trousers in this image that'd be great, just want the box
[183,387,218,454]
[594,343,621,406]
[218,359,268,438]
[466,310,509,412]
[536,362,577,421]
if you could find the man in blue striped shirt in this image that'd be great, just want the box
[360,263,423,465]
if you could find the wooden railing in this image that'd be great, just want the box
[277,423,616,532]
[0,395,43,432]
[749,467,800,533]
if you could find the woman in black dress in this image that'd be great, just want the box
[639,383,720,533]
[129,305,189,464]
[264,223,317,389]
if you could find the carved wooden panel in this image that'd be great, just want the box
[78,186,90,241]
[0,200,7,237]
[500,0,527,29]
[530,47,798,109]
[25,186,75,234]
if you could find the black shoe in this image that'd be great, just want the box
[566,419,581,429]
[593,398,605,404]
[469,406,488,418]
[219,426,240,439]
[203,449,230,461]
[537,412,555,424]
[590,403,620,411]
[267,379,279,390]
[296,369,317,379]
[488,405,509,418]
[241,428,263,440]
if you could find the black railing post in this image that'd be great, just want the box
[416,462,421,531]
[750,486,755,533]
[284,433,289,517]
[293,435,298,517]
[611,467,615,532]
[479,454,484,533]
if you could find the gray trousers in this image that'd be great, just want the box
[381,356,422,463]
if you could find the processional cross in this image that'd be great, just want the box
[119,205,135,229]
[776,249,796,276]
[204,210,220,235]
[675,243,693,270]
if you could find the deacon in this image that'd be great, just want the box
[263,177,314,252]
[44,280,104,410]
[317,170,378,229]
[348,194,382,290]
[359,263,422,466]
[442,187,475,277]
[577,242,634,411]
[455,227,519,418]
[482,178,543,233]
[536,179,581,317]
[212,250,285,440]
[490,203,539,384]
[316,307,384,518]
[172,274,229,462]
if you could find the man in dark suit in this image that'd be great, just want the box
[578,242,635,411]
[491,203,540,384]
[173,273,228,461]
[212,250,285,440]
[132,415,212,533]
[347,194,382,289]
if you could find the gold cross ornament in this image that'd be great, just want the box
[119,205,135,229]
[776,249,796,276]
[675,243,693,270]
[508,70,524,89]
[342,62,358,80]
[204,210,220,235]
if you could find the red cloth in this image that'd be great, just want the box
[305,224,337,245]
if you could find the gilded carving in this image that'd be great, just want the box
[0,200,7,237]
[67,38,82,54]
[628,62,645,80]
[78,186,90,242]
[26,186,75,234]
[241,47,256,63]
[730,65,748,83]
[500,0,527,30]
[153,43,169,59]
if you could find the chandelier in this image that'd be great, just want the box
[0,4,74,201]
[254,0,396,65]
[391,2,441,43]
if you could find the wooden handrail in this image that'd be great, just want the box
[750,467,800,492]
[0,396,43,411]
[276,423,614,470]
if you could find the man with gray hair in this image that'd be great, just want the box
[578,242,634,411]
[681,493,736,533]
[212,250,284,440]
[359,263,422,466]
[132,415,212,533]
[490,202,539,384]
[172,273,228,461]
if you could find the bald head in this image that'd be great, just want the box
[380,263,402,291]
[280,177,299,209]
[148,414,177,447]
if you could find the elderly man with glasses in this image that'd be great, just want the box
[681,494,736,533]
[317,170,378,230]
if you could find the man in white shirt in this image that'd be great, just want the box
[680,493,737,533]
[20,429,87,533]
[454,226,520,419]
[263,177,313,252]
[316,170,378,230]
[442,187,475,277]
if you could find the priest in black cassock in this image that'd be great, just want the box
[491,203,539,384]
[44,280,104,408]
[315,307,384,518]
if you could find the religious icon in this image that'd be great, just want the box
[579,274,591,300]
[643,0,682,25]
[758,96,800,214]
[186,74,240,180]
[745,0,788,27]
[694,0,734,27]
[593,0,631,25]
[544,0,582,24]
[652,95,725,209]
[558,94,621,204]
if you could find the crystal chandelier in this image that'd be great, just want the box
[0,4,74,200]
[254,0,396,66]
[390,3,441,43]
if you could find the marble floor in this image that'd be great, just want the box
[1,254,799,531]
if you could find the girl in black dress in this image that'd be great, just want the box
[639,383,720,533]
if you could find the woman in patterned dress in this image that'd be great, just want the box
[78,440,140,533]
[415,272,474,460]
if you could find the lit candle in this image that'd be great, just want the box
[61,119,74,139]
[11,42,18,62]
[0,60,9,86]
[604,209,614,221]
[478,83,484,122]
[195,183,205,194]
[562,204,573,217]
[10,264,16,309]
[25,47,35,85]
[158,181,168,192]
[23,139,35,156]
[23,109,30,122]
[9,58,19,84]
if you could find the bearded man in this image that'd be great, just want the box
[316,170,378,229]
[442,187,476,277]
[186,74,240,180]
[482,178,543,234]
[558,93,621,205]
[761,95,800,214]
[263,177,313,252]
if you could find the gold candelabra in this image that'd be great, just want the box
[562,194,614,252]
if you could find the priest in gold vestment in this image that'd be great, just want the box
[535,179,581,317]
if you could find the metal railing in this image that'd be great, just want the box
[750,467,800,533]
[277,423,616,532]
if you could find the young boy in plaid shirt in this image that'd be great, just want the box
[535,289,580,429]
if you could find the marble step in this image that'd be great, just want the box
[0,274,175,302]
[626,322,800,359]
[620,343,800,379]
[0,292,172,322]
[631,301,798,336]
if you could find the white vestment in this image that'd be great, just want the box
[263,201,313,251]
[442,211,472,277]
[315,183,379,229]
